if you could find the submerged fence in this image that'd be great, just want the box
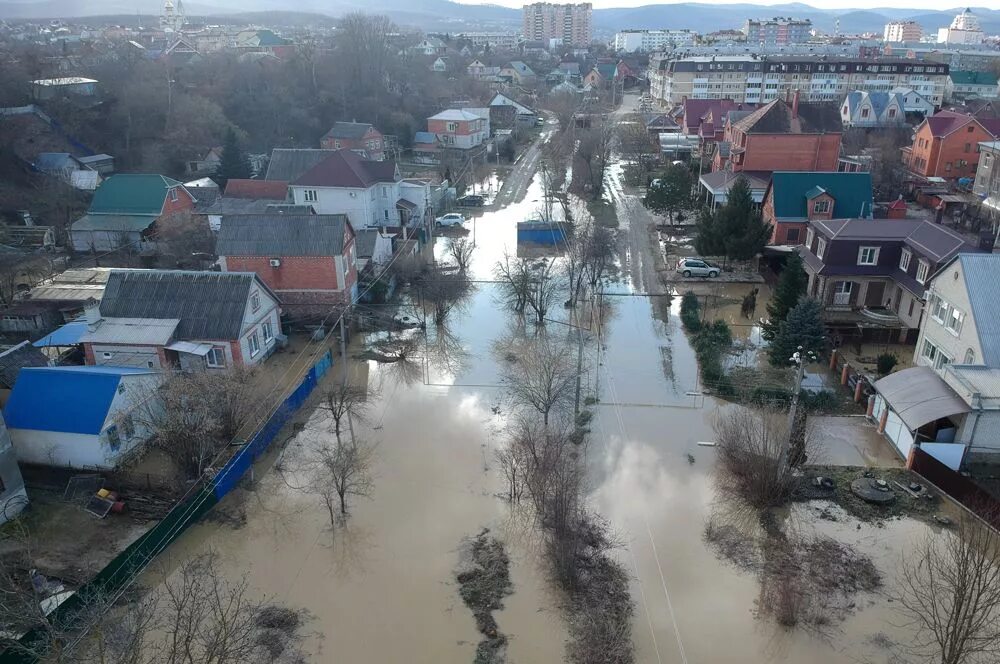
[2,350,333,663]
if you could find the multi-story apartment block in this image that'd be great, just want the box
[648,55,949,107]
[455,32,522,51]
[887,43,1000,75]
[522,3,592,48]
[937,8,984,46]
[613,29,697,53]
[884,21,922,44]
[744,17,811,46]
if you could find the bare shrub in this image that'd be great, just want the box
[447,237,475,271]
[320,382,371,440]
[498,336,579,428]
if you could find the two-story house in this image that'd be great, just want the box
[840,91,906,128]
[78,269,281,370]
[500,61,536,86]
[973,140,999,215]
[798,218,976,343]
[872,254,1000,469]
[901,110,1000,180]
[320,122,385,161]
[890,87,935,116]
[285,150,405,228]
[70,174,195,252]
[762,171,874,245]
[712,94,843,174]
[218,214,359,315]
[426,110,489,150]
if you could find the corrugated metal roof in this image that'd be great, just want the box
[99,270,268,341]
[88,174,182,215]
[71,214,156,232]
[873,366,970,431]
[217,214,349,257]
[80,318,179,345]
[33,320,88,347]
[0,341,48,389]
[957,254,1000,367]
[265,149,337,182]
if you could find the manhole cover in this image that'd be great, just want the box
[850,477,896,504]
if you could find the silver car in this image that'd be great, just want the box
[676,258,719,278]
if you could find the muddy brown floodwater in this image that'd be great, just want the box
[146,160,935,663]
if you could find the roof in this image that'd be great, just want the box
[31,77,97,86]
[734,98,843,134]
[488,93,534,115]
[924,110,978,138]
[844,91,902,120]
[414,131,437,145]
[768,172,873,220]
[4,366,156,435]
[506,61,534,76]
[951,254,1000,366]
[323,122,375,141]
[950,71,999,86]
[99,270,272,341]
[0,341,48,389]
[699,170,771,193]
[33,320,88,347]
[682,99,758,133]
[71,214,156,233]
[217,214,349,257]
[873,367,970,432]
[80,317,180,345]
[291,150,398,189]
[265,149,338,182]
[89,174,183,215]
[34,152,81,172]
[429,109,482,122]
[224,179,288,200]
[354,229,382,258]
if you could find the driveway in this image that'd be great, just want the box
[809,415,903,467]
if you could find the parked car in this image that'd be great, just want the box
[457,195,484,207]
[676,258,719,278]
[435,213,465,227]
[535,116,545,127]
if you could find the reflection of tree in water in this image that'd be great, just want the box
[424,323,470,380]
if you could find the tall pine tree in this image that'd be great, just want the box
[218,127,252,182]
[643,164,692,224]
[768,299,827,367]
[693,176,772,264]
[762,251,808,341]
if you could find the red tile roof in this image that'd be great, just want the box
[223,179,289,200]
[291,150,398,188]
[682,99,757,133]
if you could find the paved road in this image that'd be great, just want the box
[492,127,553,209]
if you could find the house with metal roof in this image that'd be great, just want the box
[70,174,196,252]
[840,91,906,128]
[872,254,1000,469]
[4,366,162,469]
[67,270,281,371]
[946,70,999,102]
[218,214,358,315]
[320,122,385,161]
[798,218,978,343]
[762,171,874,245]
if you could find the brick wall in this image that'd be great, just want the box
[224,255,341,292]
[428,119,476,136]
[161,186,196,216]
[740,133,842,173]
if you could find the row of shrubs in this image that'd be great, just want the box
[680,292,735,396]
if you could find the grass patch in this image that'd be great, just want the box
[791,465,945,524]
[586,197,618,228]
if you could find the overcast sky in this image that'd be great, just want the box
[457,0,962,10]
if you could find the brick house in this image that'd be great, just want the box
[712,94,843,173]
[798,218,976,343]
[901,110,1000,180]
[426,110,490,150]
[70,174,195,252]
[79,270,280,371]
[217,214,358,315]
[762,171,874,245]
[320,122,385,161]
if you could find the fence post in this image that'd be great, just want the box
[829,348,838,370]
[878,407,889,433]
[841,364,850,385]
[854,377,864,403]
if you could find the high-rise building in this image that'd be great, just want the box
[937,8,984,45]
[160,0,185,33]
[522,3,593,48]
[883,21,922,43]
[613,29,697,53]
[744,17,811,45]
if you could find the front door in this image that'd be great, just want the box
[865,281,886,308]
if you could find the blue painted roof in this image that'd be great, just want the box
[4,366,154,435]
[33,320,87,347]
[414,131,437,144]
[956,254,1000,367]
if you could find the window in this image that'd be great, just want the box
[888,108,896,118]
[899,248,911,272]
[206,346,226,368]
[447,122,459,132]
[262,320,273,344]
[384,209,389,221]
[964,349,976,364]
[947,307,964,335]
[169,188,178,202]
[805,228,815,248]
[931,294,949,323]
[786,228,800,243]
[813,199,831,214]
[922,339,940,364]
[967,126,974,133]
[250,291,260,312]
[861,108,870,118]
[916,259,930,284]
[858,246,879,266]
[248,330,261,357]
[945,162,952,172]
[121,414,135,440]
[107,425,121,451]
[303,189,318,203]
[908,298,915,317]
[817,238,827,259]
[965,143,972,153]
[381,185,387,199]
[334,139,341,148]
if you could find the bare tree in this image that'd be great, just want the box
[525,258,562,325]
[320,383,371,441]
[897,514,1000,664]
[494,252,533,314]
[447,238,475,272]
[574,118,617,199]
[420,266,471,326]
[499,336,579,427]
[0,254,52,307]
[313,437,375,523]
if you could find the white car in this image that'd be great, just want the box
[435,213,465,228]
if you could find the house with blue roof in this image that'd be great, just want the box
[4,366,161,469]
[762,171,874,245]
[840,91,906,129]
[0,411,28,524]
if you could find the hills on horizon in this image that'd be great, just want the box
[1,0,999,37]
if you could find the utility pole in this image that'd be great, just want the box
[781,346,817,471]
[573,287,586,416]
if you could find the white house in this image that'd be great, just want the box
[286,150,404,228]
[890,87,935,116]
[4,366,162,469]
[840,91,906,128]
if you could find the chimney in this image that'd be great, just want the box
[792,89,800,119]
[84,298,102,331]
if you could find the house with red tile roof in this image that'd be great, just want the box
[901,110,1000,180]
[223,179,289,200]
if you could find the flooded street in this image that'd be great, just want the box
[148,138,935,663]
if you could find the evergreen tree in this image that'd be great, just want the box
[761,251,808,341]
[693,205,724,257]
[643,164,691,224]
[715,176,772,262]
[218,127,252,181]
[768,299,827,367]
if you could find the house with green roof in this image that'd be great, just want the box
[70,174,196,253]
[762,171,873,245]
[946,70,999,103]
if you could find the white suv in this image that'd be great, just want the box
[676,258,719,278]
[435,213,465,228]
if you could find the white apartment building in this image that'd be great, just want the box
[455,32,522,51]
[648,54,949,107]
[613,29,697,53]
[522,2,592,47]
[937,8,984,45]
[883,21,922,43]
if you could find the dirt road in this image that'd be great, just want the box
[492,126,552,209]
